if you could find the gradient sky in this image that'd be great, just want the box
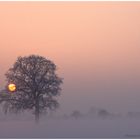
[0,2,140,114]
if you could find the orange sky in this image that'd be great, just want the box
[0,2,140,113]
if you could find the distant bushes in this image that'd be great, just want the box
[69,107,120,120]
[44,107,140,120]
[127,112,140,119]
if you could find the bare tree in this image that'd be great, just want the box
[71,110,82,119]
[0,55,63,123]
[98,109,110,119]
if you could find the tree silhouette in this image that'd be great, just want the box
[71,110,82,119]
[98,109,110,119]
[0,55,63,123]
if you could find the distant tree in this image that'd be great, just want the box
[0,55,63,123]
[98,109,110,119]
[127,112,140,119]
[71,110,82,119]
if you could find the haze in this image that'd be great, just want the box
[0,2,140,115]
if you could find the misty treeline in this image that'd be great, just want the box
[0,55,63,123]
[46,107,140,120]
[0,106,139,121]
[58,107,121,120]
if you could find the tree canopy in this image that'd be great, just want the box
[0,55,63,122]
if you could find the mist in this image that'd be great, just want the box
[0,2,140,138]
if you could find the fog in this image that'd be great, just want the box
[0,2,140,138]
[0,107,139,138]
[0,112,140,138]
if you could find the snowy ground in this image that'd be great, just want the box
[0,118,140,138]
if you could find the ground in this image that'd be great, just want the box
[0,118,140,138]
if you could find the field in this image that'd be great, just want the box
[0,118,140,138]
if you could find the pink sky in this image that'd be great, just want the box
[0,2,140,113]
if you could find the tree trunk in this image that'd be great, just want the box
[35,99,39,124]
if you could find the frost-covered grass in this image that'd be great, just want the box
[0,118,140,138]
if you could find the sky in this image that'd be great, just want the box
[0,2,140,114]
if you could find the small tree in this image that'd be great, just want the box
[98,109,110,119]
[0,55,63,123]
[71,110,82,119]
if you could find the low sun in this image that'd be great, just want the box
[8,83,16,92]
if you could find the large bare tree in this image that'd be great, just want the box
[0,55,63,123]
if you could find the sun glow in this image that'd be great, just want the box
[8,83,16,92]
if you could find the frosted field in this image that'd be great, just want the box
[0,118,140,138]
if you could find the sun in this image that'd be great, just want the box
[8,83,16,92]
